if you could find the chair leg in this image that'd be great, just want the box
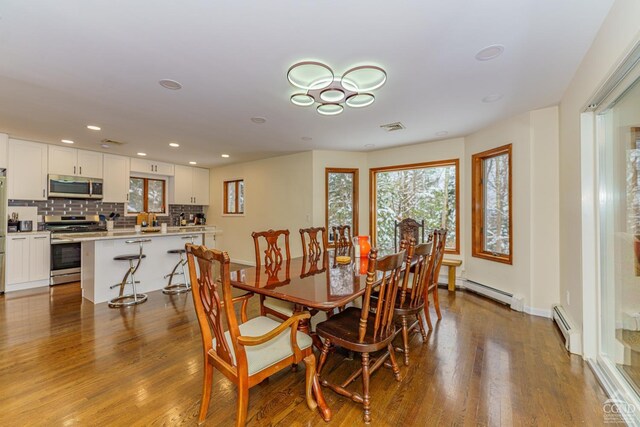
[361,352,371,424]
[236,378,249,427]
[387,344,401,381]
[424,302,433,330]
[416,313,428,340]
[303,354,318,411]
[198,362,213,424]
[401,315,410,366]
[433,287,442,320]
[259,295,267,316]
[317,339,331,375]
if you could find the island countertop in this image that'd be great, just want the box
[52,226,219,242]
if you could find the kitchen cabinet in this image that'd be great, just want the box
[6,233,50,285]
[172,165,209,205]
[0,133,8,169]
[8,139,48,200]
[103,154,130,203]
[48,145,103,178]
[130,158,174,176]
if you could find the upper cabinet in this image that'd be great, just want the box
[48,145,103,178]
[8,139,48,200]
[103,154,130,203]
[0,133,8,169]
[172,165,209,205]
[130,158,174,176]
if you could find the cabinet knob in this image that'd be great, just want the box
[74,166,76,174]
[80,166,82,175]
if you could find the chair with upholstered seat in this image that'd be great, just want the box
[316,243,406,424]
[299,227,328,277]
[186,244,327,426]
[331,224,352,255]
[394,218,425,252]
[252,229,296,320]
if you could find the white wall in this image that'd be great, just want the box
[559,0,640,330]
[207,151,313,263]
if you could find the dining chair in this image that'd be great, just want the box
[424,228,448,329]
[393,218,425,252]
[331,224,352,255]
[316,243,406,424]
[299,227,328,278]
[186,244,325,426]
[252,229,295,320]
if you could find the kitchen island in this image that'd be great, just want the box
[53,227,219,304]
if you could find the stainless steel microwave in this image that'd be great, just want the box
[48,175,103,199]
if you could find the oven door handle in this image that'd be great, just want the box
[51,239,76,245]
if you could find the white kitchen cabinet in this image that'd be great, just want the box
[8,139,48,200]
[0,133,8,169]
[103,154,130,203]
[130,158,174,176]
[7,233,50,287]
[172,165,209,205]
[48,145,103,178]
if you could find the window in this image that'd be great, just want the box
[224,179,244,214]
[471,144,512,264]
[128,177,166,213]
[370,160,459,254]
[326,168,359,243]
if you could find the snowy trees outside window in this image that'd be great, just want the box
[326,169,358,242]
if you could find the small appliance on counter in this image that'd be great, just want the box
[194,213,206,225]
[18,220,33,232]
[8,212,19,232]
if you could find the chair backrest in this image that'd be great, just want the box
[252,229,291,268]
[186,244,243,371]
[359,242,407,342]
[427,229,448,289]
[400,238,434,307]
[332,225,352,255]
[394,218,425,252]
[299,226,327,260]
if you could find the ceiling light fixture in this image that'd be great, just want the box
[169,142,180,147]
[475,44,505,61]
[100,144,110,149]
[436,131,449,137]
[301,136,313,141]
[189,161,197,165]
[288,61,386,116]
[137,152,147,156]
[482,94,503,103]
[159,79,182,90]
[61,139,74,144]
[364,144,376,149]
[250,117,267,124]
[221,154,230,158]
[87,125,101,131]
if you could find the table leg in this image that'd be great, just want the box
[313,370,332,421]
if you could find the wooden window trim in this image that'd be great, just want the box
[128,177,166,214]
[471,144,513,264]
[325,168,359,247]
[223,179,244,214]
[369,159,460,254]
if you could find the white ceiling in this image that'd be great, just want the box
[0,1,613,167]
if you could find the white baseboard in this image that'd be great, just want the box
[525,306,552,318]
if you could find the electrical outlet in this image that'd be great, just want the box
[566,290,570,306]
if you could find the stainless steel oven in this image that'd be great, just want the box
[50,239,81,285]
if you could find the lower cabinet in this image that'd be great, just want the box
[6,233,50,288]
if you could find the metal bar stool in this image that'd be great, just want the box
[162,235,198,295]
[109,238,151,307]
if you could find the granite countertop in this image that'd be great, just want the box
[7,230,51,236]
[51,226,219,242]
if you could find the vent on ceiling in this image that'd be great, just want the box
[380,122,405,132]
[101,139,126,146]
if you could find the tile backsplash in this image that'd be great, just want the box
[8,198,204,228]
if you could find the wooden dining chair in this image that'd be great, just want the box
[331,224,352,255]
[424,229,448,329]
[186,244,326,426]
[393,218,425,252]
[299,227,328,278]
[252,229,295,320]
[316,244,406,424]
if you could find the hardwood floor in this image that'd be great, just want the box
[0,283,608,426]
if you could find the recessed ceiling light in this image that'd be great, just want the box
[482,94,503,103]
[189,161,197,165]
[221,154,230,158]
[169,142,180,147]
[100,143,110,149]
[364,143,375,149]
[87,125,101,131]
[137,152,147,156]
[159,79,182,90]
[61,139,74,144]
[475,44,504,61]
[436,131,449,137]
[250,117,267,124]
[301,137,313,141]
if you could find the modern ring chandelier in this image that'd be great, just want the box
[287,61,387,116]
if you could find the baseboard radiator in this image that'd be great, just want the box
[462,280,513,306]
[552,304,582,354]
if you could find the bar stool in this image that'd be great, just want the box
[162,235,198,295]
[109,238,151,308]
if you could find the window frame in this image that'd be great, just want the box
[471,144,513,264]
[223,179,244,215]
[325,167,359,246]
[369,159,460,254]
[127,176,167,214]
